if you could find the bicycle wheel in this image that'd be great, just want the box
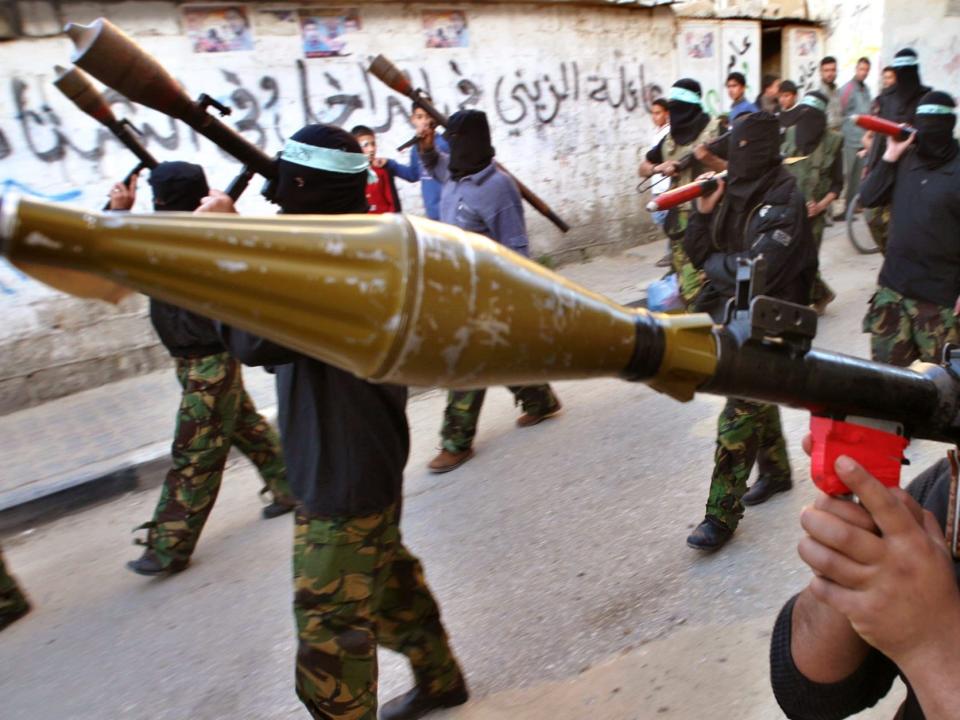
[846,193,881,255]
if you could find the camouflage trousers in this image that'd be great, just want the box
[809,215,835,305]
[706,399,791,530]
[293,506,462,720]
[863,286,960,367]
[669,234,706,310]
[864,204,890,254]
[138,353,292,567]
[441,385,559,453]
[0,544,29,631]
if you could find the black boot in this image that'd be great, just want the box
[126,549,189,577]
[686,517,734,551]
[0,591,30,633]
[379,678,469,720]
[742,475,793,506]
[262,499,296,519]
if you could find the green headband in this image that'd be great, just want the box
[917,104,956,115]
[801,95,827,112]
[892,55,919,68]
[669,86,702,106]
[280,139,370,175]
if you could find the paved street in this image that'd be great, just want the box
[0,227,929,719]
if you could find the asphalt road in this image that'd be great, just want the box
[0,227,929,719]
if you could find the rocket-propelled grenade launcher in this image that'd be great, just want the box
[64,18,275,202]
[645,172,726,212]
[1,194,958,495]
[52,64,159,210]
[853,114,916,141]
[367,54,571,234]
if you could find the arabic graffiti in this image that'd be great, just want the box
[3,58,664,166]
[493,62,662,129]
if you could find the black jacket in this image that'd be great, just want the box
[216,325,409,517]
[149,299,225,359]
[770,459,960,720]
[860,151,960,308]
[683,166,818,319]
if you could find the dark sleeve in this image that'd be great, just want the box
[215,322,299,367]
[682,208,715,269]
[703,189,812,298]
[827,140,845,197]
[419,146,450,183]
[707,133,729,161]
[770,594,900,720]
[858,158,898,208]
[645,139,665,164]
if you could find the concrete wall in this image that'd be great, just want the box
[881,0,960,97]
[0,1,677,413]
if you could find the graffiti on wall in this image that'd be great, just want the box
[3,58,664,170]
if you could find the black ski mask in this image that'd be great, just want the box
[149,161,209,212]
[793,92,828,156]
[667,78,711,146]
[914,90,959,167]
[445,110,495,180]
[725,112,782,210]
[893,48,922,103]
[276,124,370,215]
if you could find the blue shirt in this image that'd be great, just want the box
[729,99,759,122]
[386,134,450,221]
[429,151,529,256]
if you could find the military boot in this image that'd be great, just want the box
[686,517,734,551]
[127,549,189,577]
[0,588,30,632]
[379,677,469,720]
[742,474,793,506]
[428,448,475,474]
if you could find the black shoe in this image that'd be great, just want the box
[126,550,189,577]
[379,679,469,720]
[655,253,672,268]
[742,475,793,506]
[262,500,296,519]
[686,517,734,551]
[0,596,31,633]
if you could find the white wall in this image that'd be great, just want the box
[880,0,960,99]
[0,1,677,411]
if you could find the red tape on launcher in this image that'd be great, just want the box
[810,416,910,495]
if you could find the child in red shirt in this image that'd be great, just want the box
[351,125,402,214]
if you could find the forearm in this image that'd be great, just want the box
[639,159,656,178]
[792,589,871,682]
[899,604,960,719]
[698,152,727,173]
[857,159,896,208]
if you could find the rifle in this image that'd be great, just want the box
[64,18,276,203]
[636,132,730,195]
[368,55,570,233]
[52,65,158,210]
[2,193,956,496]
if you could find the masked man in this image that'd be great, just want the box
[780,91,844,315]
[864,48,932,251]
[107,162,295,577]
[419,110,563,474]
[639,79,727,309]
[860,91,960,367]
[204,125,468,720]
[683,113,817,550]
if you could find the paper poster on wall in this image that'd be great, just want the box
[182,5,255,53]
[422,10,469,48]
[298,8,361,58]
[677,20,724,116]
[783,26,825,95]
[719,20,761,113]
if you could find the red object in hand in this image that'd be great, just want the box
[809,416,909,495]
[852,114,916,141]
[646,172,726,212]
